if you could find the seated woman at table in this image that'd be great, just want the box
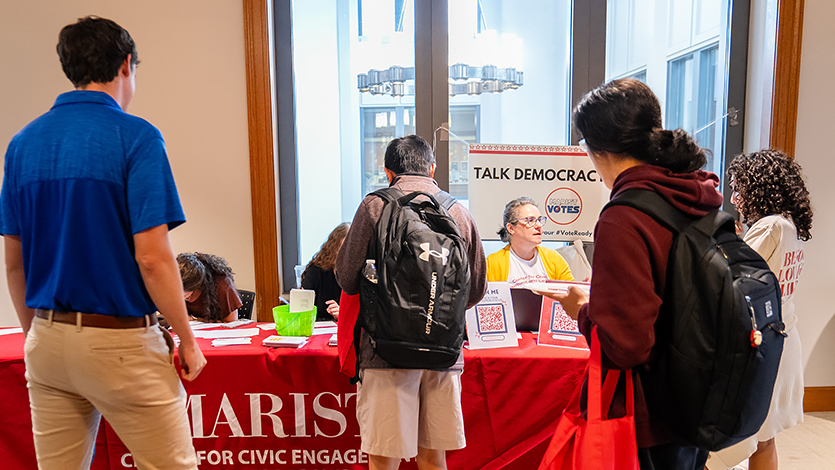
[301,222,349,321]
[486,197,574,286]
[178,252,243,323]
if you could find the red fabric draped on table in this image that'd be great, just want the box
[0,326,586,470]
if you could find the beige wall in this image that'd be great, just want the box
[743,0,835,387]
[0,0,255,326]
[792,0,835,387]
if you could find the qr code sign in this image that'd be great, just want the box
[476,304,507,333]
[550,303,579,333]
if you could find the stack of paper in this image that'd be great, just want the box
[525,281,591,295]
[262,335,309,348]
[313,324,338,335]
[192,328,260,339]
[189,321,221,331]
[218,319,255,328]
[211,337,253,347]
[328,334,337,347]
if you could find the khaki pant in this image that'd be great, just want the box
[24,315,197,470]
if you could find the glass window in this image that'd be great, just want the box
[280,0,742,280]
[629,69,648,83]
[361,106,416,194]
[448,0,573,204]
[292,0,415,263]
[666,45,719,173]
[606,0,728,181]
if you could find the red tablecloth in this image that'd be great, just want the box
[0,326,587,470]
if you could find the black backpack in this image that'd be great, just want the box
[357,187,471,370]
[602,189,785,451]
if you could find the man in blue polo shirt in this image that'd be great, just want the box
[0,16,205,469]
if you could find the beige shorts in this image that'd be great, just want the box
[356,368,465,459]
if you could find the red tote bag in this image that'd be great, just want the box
[538,326,639,470]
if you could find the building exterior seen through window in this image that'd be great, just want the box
[290,0,732,265]
[606,0,726,178]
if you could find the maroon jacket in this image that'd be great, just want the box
[577,164,723,448]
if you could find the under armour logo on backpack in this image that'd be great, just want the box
[419,243,449,265]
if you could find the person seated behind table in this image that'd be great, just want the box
[301,222,349,321]
[178,252,243,323]
[486,197,574,286]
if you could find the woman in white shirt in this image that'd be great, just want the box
[485,197,573,286]
[708,149,814,470]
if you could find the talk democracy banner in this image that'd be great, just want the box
[468,144,610,242]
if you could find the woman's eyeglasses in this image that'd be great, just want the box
[514,216,547,228]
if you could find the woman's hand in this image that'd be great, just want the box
[325,300,339,321]
[535,286,589,320]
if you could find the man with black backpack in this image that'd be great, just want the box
[335,135,487,470]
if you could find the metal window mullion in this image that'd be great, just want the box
[570,0,607,144]
[273,0,300,292]
[722,0,750,212]
[415,0,449,191]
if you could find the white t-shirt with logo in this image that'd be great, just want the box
[506,248,550,288]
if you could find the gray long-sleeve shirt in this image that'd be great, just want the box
[335,174,487,370]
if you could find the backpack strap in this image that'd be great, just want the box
[433,190,457,212]
[602,188,695,234]
[375,187,453,212]
[372,187,406,204]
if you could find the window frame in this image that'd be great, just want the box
[244,0,801,309]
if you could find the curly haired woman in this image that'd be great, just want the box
[178,253,243,323]
[301,223,350,321]
[708,149,814,470]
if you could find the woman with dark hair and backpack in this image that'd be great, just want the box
[543,78,723,469]
[708,150,813,470]
[178,252,242,323]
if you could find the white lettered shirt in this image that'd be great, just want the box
[506,247,550,288]
[743,214,804,331]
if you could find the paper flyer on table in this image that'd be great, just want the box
[262,335,309,348]
[538,297,589,350]
[465,282,519,350]
[192,328,260,339]
[525,280,591,295]
[312,325,338,335]
[218,319,255,328]
[313,319,338,335]
[211,337,253,347]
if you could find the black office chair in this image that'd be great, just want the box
[237,289,256,320]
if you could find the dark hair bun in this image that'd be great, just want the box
[573,79,707,174]
[647,128,706,173]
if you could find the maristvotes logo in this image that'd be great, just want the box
[545,187,583,225]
